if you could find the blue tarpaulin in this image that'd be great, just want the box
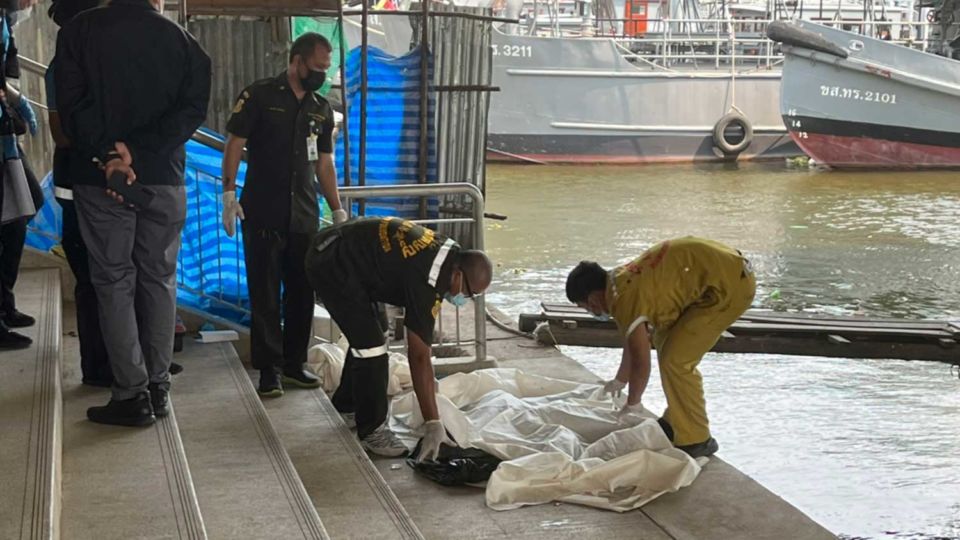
[336,45,438,216]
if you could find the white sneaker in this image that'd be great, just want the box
[360,424,409,457]
[341,412,357,429]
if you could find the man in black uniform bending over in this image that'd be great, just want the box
[305,217,493,459]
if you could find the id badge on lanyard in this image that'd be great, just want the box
[307,120,319,162]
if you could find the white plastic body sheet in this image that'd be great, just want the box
[307,343,414,395]
[389,368,704,512]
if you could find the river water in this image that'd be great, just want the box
[482,162,960,540]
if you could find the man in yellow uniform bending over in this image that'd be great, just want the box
[565,237,756,458]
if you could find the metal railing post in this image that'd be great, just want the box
[339,183,487,363]
[472,185,486,363]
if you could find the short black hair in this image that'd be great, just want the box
[290,33,333,63]
[48,0,101,27]
[565,261,607,303]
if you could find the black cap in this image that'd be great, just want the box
[565,261,607,303]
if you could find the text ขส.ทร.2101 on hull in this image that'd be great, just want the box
[769,19,960,169]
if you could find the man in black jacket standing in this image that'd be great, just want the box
[55,0,211,426]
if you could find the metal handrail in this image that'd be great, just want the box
[18,54,234,153]
[339,183,487,363]
[18,54,46,77]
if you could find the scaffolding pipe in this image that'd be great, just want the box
[419,0,431,219]
[359,0,369,215]
[338,0,352,188]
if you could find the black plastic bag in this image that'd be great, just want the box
[406,440,502,487]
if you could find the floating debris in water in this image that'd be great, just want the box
[785,156,811,168]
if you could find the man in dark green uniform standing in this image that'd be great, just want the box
[221,33,346,397]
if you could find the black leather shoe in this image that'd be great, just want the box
[0,329,32,350]
[677,437,719,459]
[148,383,170,418]
[4,310,35,328]
[87,392,155,427]
[281,368,321,389]
[258,369,283,398]
[169,362,184,375]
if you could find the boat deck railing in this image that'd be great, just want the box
[499,16,960,70]
[613,19,959,69]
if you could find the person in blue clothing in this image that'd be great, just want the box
[0,0,42,351]
[45,0,113,385]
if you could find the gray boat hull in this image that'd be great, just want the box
[487,31,798,163]
[343,17,800,164]
[773,20,960,168]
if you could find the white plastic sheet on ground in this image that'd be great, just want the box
[306,342,413,395]
[389,368,704,512]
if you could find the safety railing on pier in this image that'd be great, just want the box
[177,148,489,361]
[340,183,488,363]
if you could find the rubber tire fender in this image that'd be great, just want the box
[713,112,754,156]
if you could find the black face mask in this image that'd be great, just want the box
[300,64,326,93]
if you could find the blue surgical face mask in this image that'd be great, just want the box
[592,312,612,322]
[445,292,468,308]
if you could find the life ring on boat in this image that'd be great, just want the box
[712,112,754,156]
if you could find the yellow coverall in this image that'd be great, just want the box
[608,237,756,446]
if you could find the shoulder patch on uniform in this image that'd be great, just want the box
[431,296,442,319]
[232,98,246,114]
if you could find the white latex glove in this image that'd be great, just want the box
[601,378,627,398]
[222,190,245,237]
[617,402,645,424]
[416,419,455,463]
[332,208,348,224]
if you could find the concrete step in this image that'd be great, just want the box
[172,340,329,540]
[0,269,62,540]
[263,385,424,539]
[59,351,205,537]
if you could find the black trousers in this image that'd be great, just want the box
[305,236,390,439]
[0,147,44,326]
[0,217,26,322]
[60,198,112,383]
[243,225,315,373]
